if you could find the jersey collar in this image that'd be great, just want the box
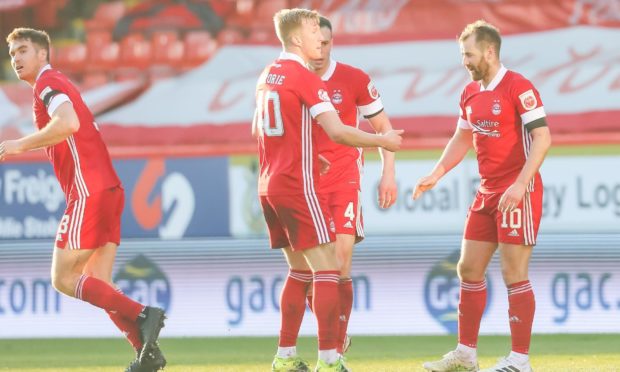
[320,59,337,81]
[480,64,507,91]
[36,64,52,82]
[278,52,308,69]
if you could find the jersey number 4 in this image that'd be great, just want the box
[257,91,283,136]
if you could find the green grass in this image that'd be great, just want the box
[0,334,618,371]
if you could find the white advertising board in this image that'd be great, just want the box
[0,235,618,338]
[230,156,620,236]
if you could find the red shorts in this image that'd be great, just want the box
[325,188,364,242]
[464,187,543,246]
[260,194,335,251]
[55,186,124,250]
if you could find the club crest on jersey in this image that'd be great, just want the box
[318,89,331,102]
[332,89,343,104]
[519,89,537,111]
[491,100,501,115]
[367,81,379,99]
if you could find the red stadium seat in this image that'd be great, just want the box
[183,31,218,69]
[85,1,127,31]
[217,27,245,45]
[88,42,120,71]
[53,44,87,74]
[120,34,152,69]
[151,30,180,65]
[86,29,113,50]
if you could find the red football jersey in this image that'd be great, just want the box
[316,60,384,193]
[255,52,336,196]
[458,66,546,193]
[33,66,120,198]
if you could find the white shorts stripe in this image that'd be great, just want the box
[301,106,330,245]
[356,189,364,238]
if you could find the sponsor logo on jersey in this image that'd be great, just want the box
[332,89,343,105]
[424,250,493,333]
[343,220,353,229]
[508,229,520,237]
[115,254,172,312]
[518,89,537,111]
[318,89,331,102]
[367,81,379,100]
[471,120,500,137]
[492,100,502,115]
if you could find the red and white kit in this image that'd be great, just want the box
[458,65,545,245]
[316,60,384,240]
[255,52,337,251]
[33,65,122,249]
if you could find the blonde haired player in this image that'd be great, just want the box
[254,8,403,372]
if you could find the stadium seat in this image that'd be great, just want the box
[85,1,126,31]
[120,34,152,69]
[151,30,180,65]
[88,42,120,71]
[53,44,87,74]
[86,29,113,50]
[217,26,245,45]
[183,31,218,69]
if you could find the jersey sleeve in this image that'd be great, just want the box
[512,78,546,127]
[36,75,72,116]
[298,71,335,118]
[353,69,384,118]
[457,90,471,130]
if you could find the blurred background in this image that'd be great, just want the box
[0,0,619,343]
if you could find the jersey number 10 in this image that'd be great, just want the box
[257,91,284,137]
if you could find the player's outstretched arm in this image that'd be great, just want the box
[498,125,551,212]
[317,110,403,152]
[368,111,397,209]
[0,101,79,160]
[412,127,472,200]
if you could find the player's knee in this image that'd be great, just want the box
[457,261,484,281]
[50,271,72,295]
[501,266,527,285]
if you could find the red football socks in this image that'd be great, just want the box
[458,280,487,348]
[508,280,535,354]
[106,288,142,351]
[76,275,143,321]
[337,278,353,353]
[278,270,312,347]
[313,271,340,351]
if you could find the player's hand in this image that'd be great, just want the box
[412,175,439,200]
[378,174,397,209]
[318,154,331,175]
[498,182,526,213]
[0,140,22,161]
[381,129,404,152]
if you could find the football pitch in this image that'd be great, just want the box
[0,334,618,371]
